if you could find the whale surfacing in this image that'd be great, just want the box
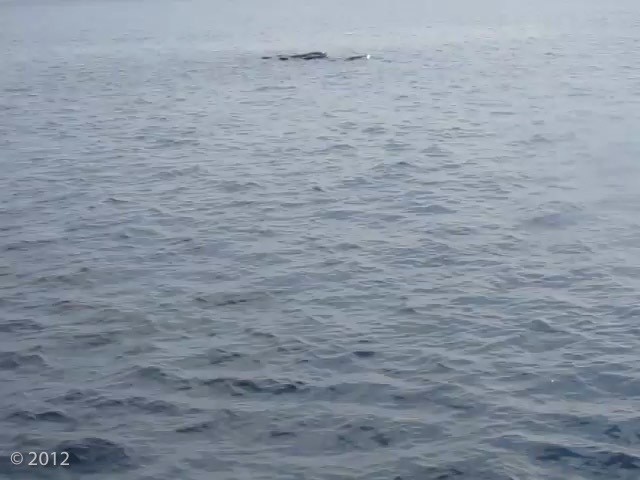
[345,54,371,61]
[261,51,369,62]
[290,51,328,60]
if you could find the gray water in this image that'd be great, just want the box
[2,0,640,479]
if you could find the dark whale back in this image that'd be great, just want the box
[289,51,327,60]
[261,51,369,62]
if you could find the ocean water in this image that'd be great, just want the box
[1,0,640,478]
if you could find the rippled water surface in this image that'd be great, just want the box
[2,0,640,479]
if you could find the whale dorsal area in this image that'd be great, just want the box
[261,52,370,61]
[290,51,327,60]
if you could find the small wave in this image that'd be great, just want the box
[523,201,585,230]
[105,196,129,204]
[0,351,47,370]
[353,350,376,358]
[149,137,200,149]
[255,85,297,92]
[548,242,594,255]
[321,208,359,220]
[527,212,578,228]
[525,213,583,230]
[218,180,263,193]
[533,441,640,472]
[56,437,132,473]
[371,160,416,173]
[338,120,358,131]
[334,241,361,251]
[490,110,516,116]
[397,306,420,315]
[72,330,122,348]
[6,410,72,423]
[362,125,387,135]
[132,366,193,390]
[55,388,101,404]
[337,421,392,447]
[511,133,554,146]
[34,268,91,286]
[400,466,464,480]
[616,306,640,320]
[552,414,640,445]
[176,421,215,434]
[422,144,452,157]
[3,238,58,252]
[0,319,44,333]
[50,299,95,314]
[313,143,356,154]
[529,318,562,333]
[394,160,414,167]
[3,86,31,94]
[243,327,278,339]
[194,291,267,307]
[409,204,456,214]
[201,377,307,396]
[153,165,207,179]
[91,395,188,416]
[270,430,296,438]
[207,348,243,365]
[384,140,411,151]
